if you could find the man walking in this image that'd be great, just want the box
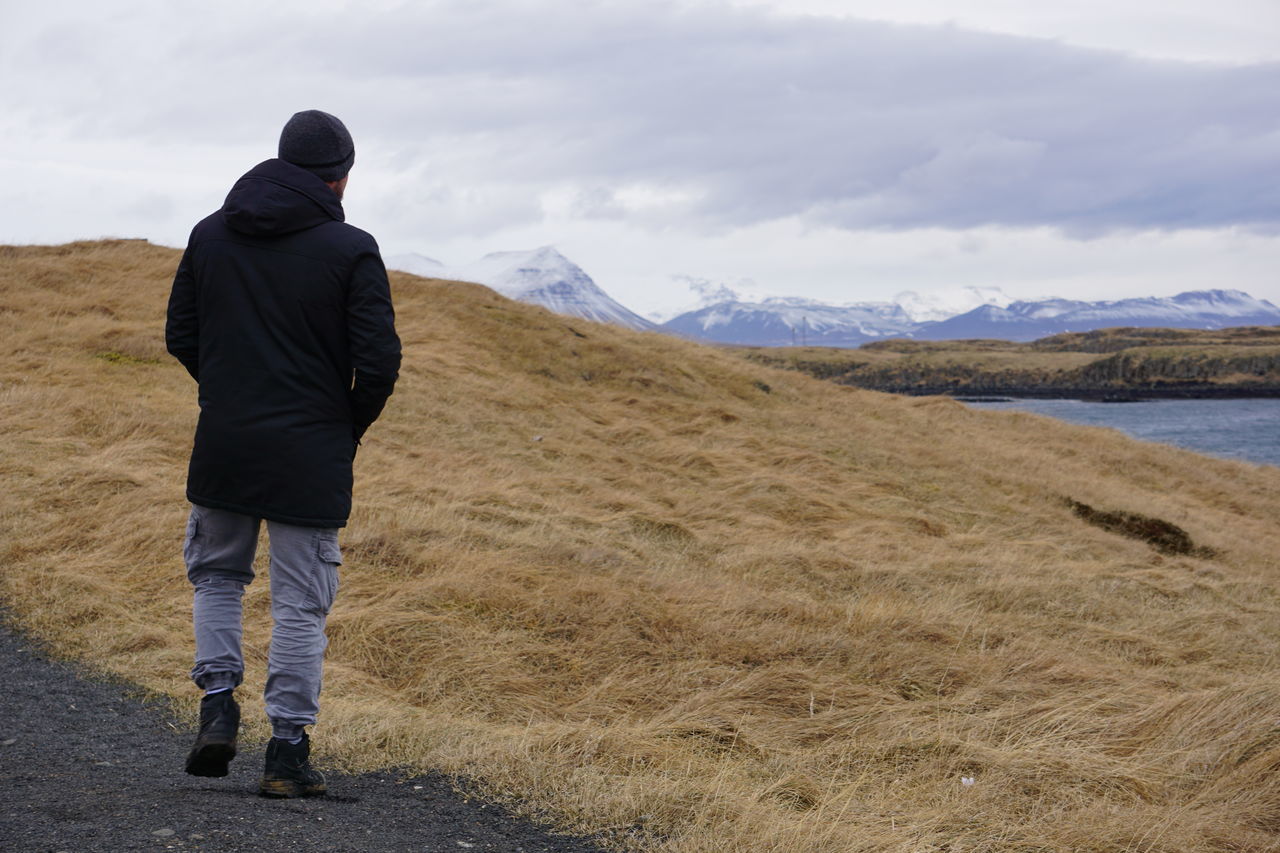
[166,110,401,797]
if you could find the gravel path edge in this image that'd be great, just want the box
[0,612,616,853]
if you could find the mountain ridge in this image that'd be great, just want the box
[668,288,1280,346]
[913,289,1280,341]
[388,246,1280,344]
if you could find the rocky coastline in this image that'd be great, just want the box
[740,325,1280,401]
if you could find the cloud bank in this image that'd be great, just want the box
[5,1,1278,242]
[2,1,1278,313]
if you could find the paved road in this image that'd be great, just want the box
[0,617,612,852]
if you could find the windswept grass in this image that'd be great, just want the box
[3,240,1280,851]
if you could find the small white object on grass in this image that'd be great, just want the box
[960,776,976,786]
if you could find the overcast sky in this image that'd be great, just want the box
[3,0,1278,318]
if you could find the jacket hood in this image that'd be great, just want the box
[221,159,345,236]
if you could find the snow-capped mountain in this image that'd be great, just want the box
[913,290,1280,341]
[661,289,1280,347]
[386,247,655,332]
[661,296,918,347]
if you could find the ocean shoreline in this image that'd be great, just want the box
[955,396,1280,467]
[854,383,1280,401]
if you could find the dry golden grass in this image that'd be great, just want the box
[4,240,1280,851]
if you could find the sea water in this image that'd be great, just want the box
[962,398,1280,468]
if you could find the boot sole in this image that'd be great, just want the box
[259,778,327,798]
[185,741,237,777]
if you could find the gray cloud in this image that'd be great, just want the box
[4,1,1278,239]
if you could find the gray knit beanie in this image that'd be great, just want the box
[278,110,355,182]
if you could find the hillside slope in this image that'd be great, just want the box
[3,241,1280,852]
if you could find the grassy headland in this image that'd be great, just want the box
[3,241,1280,851]
[742,326,1280,399]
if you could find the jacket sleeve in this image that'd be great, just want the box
[165,244,200,382]
[347,251,402,441]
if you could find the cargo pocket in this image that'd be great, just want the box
[182,511,202,569]
[313,535,342,614]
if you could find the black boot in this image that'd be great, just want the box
[184,690,239,777]
[259,733,327,798]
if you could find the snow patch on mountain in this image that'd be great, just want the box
[1171,290,1280,316]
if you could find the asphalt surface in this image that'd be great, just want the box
[0,618,614,853]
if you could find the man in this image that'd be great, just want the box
[165,110,401,798]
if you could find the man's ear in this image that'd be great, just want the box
[325,175,348,199]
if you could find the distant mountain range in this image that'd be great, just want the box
[387,248,1280,345]
[911,291,1280,342]
[665,290,1280,345]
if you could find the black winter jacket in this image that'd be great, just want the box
[166,159,401,527]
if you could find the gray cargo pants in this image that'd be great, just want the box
[184,503,341,731]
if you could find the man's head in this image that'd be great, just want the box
[278,110,355,185]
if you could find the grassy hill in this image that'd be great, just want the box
[4,240,1280,852]
[743,327,1280,399]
